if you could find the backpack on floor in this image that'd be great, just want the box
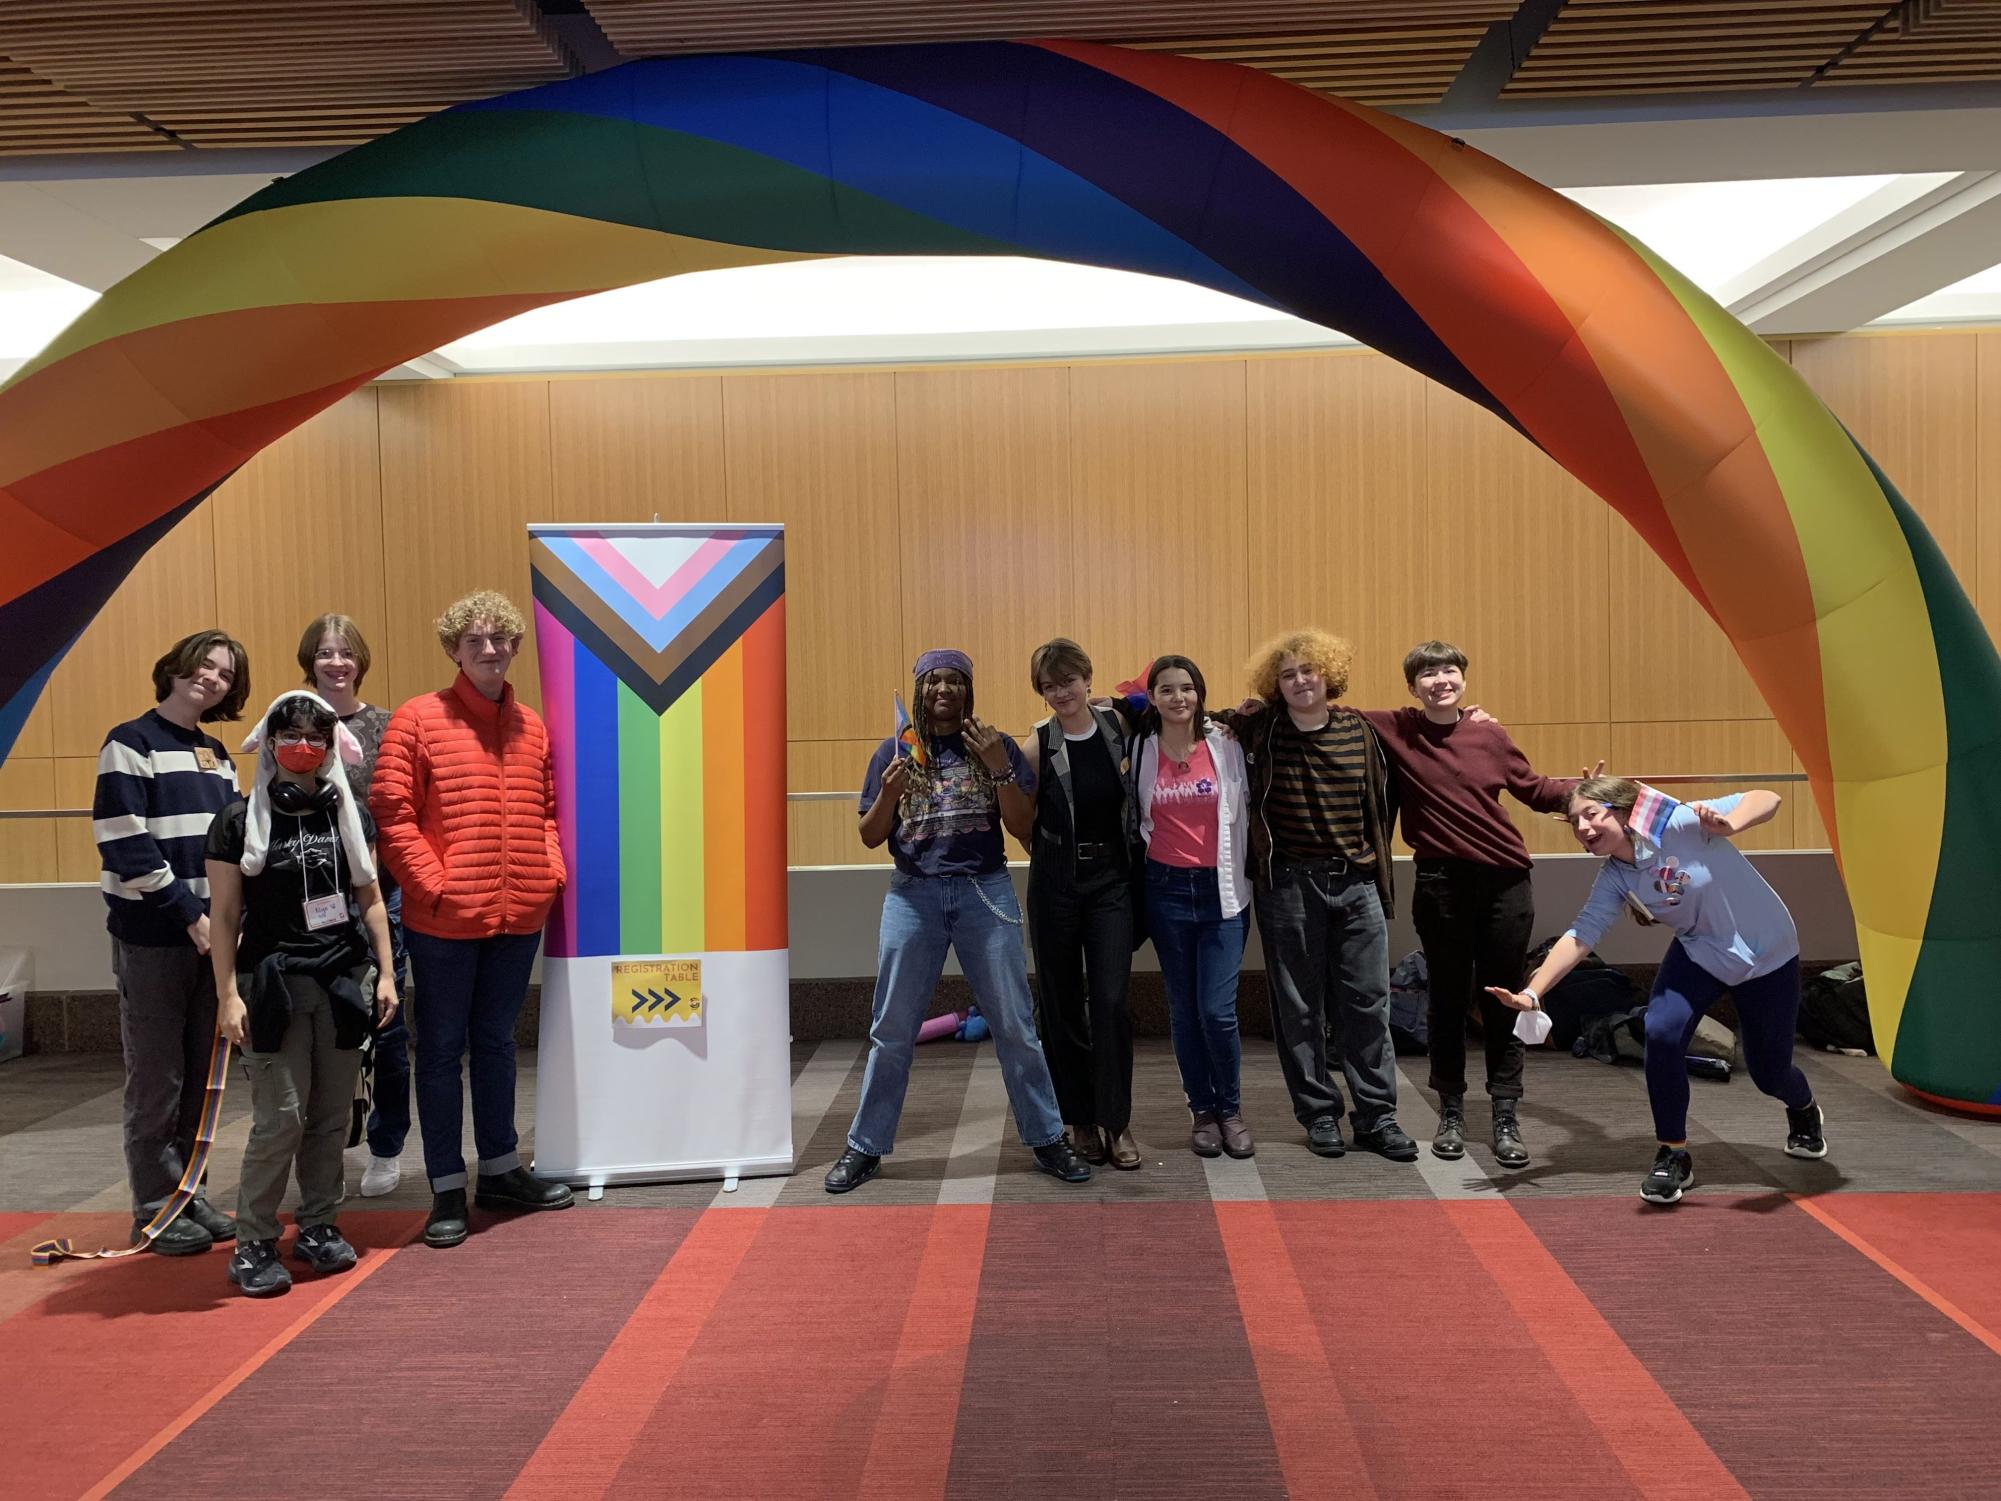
[1798,961,1874,1055]
[1530,942,1639,1050]
[1388,949,1429,1056]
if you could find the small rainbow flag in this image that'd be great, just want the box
[893,690,927,767]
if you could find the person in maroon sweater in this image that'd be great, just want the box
[1359,642,1585,1168]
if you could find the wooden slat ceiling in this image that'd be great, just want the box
[1,2,1997,158]
[0,0,570,153]
[1505,0,2001,97]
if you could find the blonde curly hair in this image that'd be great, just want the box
[1247,628,1354,701]
[435,589,527,652]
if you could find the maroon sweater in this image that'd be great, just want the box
[1359,708,1574,871]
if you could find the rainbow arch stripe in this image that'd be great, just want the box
[534,525,787,959]
[0,41,1995,1107]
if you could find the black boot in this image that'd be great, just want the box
[474,1165,576,1213]
[1492,1100,1530,1169]
[424,1188,469,1249]
[1431,1095,1466,1160]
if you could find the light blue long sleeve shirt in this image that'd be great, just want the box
[1565,795,1798,984]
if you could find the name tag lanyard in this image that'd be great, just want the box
[300,807,346,931]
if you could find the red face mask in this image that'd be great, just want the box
[274,742,325,774]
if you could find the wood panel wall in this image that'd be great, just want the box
[10,328,1998,877]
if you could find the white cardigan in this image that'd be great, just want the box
[1136,725,1252,918]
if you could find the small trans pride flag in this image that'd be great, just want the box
[1627,782,1679,847]
[894,691,928,767]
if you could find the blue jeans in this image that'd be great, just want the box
[363,884,411,1158]
[1147,861,1248,1117]
[847,871,1064,1156]
[403,927,543,1190]
[1646,942,1811,1143]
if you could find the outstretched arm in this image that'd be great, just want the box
[1487,935,1594,1012]
[1692,791,1780,838]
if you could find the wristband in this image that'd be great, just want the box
[1521,987,1542,1009]
[988,763,1017,787]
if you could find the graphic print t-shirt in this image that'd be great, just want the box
[858,733,1036,878]
[207,797,374,968]
[1146,740,1220,868]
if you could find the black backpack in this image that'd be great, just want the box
[1798,962,1873,1055]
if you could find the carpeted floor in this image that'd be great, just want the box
[2,1040,1998,1499]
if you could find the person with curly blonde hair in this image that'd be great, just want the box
[1215,629,1414,1162]
[371,589,573,1247]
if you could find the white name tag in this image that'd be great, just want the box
[302,894,347,931]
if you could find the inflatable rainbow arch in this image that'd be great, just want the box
[1,41,1995,1109]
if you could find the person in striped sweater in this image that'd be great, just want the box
[94,629,250,1255]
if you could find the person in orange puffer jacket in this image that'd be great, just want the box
[369,589,574,1249]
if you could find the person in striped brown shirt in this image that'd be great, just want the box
[1215,630,1416,1162]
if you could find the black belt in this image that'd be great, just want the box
[1277,853,1372,878]
[1074,841,1117,862]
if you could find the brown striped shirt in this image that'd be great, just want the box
[1265,713,1375,867]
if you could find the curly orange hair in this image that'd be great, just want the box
[1247,628,1354,701]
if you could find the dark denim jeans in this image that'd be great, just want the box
[403,927,542,1191]
[363,883,412,1157]
[1027,853,1135,1133]
[1254,859,1397,1131]
[1146,861,1248,1118]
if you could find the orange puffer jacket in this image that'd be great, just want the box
[370,673,566,940]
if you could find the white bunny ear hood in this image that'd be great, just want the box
[237,690,377,888]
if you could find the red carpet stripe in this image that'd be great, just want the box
[1516,1194,2001,1495]
[1264,1201,1647,1498]
[0,1211,418,1501]
[605,1205,944,1498]
[1790,1192,2001,1358]
[857,1205,989,1499]
[505,1208,768,1499]
[1214,1201,1376,1500]
[121,1209,689,1498]
[949,1202,1286,1499]
[1443,1200,1748,1500]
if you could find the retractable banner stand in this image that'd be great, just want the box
[529,523,790,1188]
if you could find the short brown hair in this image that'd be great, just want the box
[1029,638,1093,692]
[435,590,526,652]
[1247,629,1353,701]
[151,630,250,722]
[1402,639,1468,686]
[297,613,373,689]
[1569,775,1640,818]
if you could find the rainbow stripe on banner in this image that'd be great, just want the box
[531,524,787,960]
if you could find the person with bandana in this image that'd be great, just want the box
[825,649,1090,1193]
[205,691,399,1296]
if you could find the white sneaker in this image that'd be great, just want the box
[359,1155,401,1197]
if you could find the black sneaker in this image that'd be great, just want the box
[133,1214,214,1257]
[183,1195,236,1241]
[293,1222,358,1275]
[1306,1115,1347,1157]
[424,1188,469,1249]
[1354,1120,1420,1162]
[1431,1100,1466,1161]
[1492,1102,1531,1170]
[1032,1139,1092,1183]
[1785,1102,1827,1159]
[227,1238,293,1297]
[1640,1145,1695,1205]
[823,1147,881,1194]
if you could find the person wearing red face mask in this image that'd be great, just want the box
[206,691,398,1296]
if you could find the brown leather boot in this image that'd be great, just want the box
[1189,1112,1222,1158]
[1217,1112,1255,1159]
[1109,1129,1142,1170]
[1068,1125,1109,1165]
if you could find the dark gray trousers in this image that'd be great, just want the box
[1254,862,1398,1131]
[112,938,216,1217]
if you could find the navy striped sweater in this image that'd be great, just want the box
[94,710,242,946]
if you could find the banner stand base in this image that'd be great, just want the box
[534,1152,794,1190]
